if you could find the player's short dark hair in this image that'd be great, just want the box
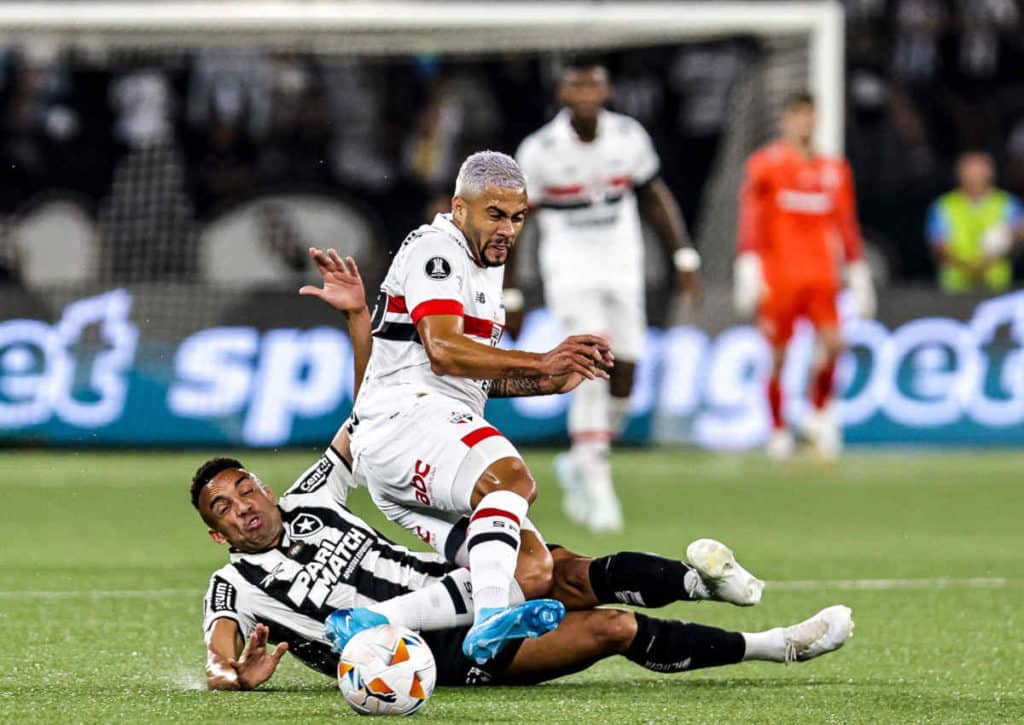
[784,91,816,110]
[562,54,608,75]
[191,457,243,510]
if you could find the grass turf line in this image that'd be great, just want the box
[0,449,1021,723]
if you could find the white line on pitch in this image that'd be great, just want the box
[767,577,1009,591]
[0,577,1013,599]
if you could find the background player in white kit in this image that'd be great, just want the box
[516,58,702,532]
[350,151,614,664]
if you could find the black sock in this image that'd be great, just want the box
[624,613,745,673]
[588,552,696,607]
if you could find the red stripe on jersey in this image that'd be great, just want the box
[387,296,408,314]
[543,184,585,197]
[608,175,632,188]
[411,299,464,324]
[461,426,502,448]
[470,506,521,527]
[463,315,502,338]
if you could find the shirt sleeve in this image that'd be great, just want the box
[630,121,661,188]
[400,234,467,324]
[834,160,865,263]
[283,448,355,506]
[926,202,950,248]
[737,153,768,254]
[202,571,255,637]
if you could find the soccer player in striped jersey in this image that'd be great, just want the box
[349,150,616,665]
[197,246,853,691]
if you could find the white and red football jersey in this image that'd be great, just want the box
[516,108,660,292]
[356,213,506,418]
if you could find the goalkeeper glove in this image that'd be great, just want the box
[733,253,764,318]
[847,260,876,320]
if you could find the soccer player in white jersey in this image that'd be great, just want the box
[350,150,615,665]
[515,57,702,532]
[196,247,853,690]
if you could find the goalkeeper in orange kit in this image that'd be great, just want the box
[734,92,876,460]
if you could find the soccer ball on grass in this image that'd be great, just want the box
[337,624,436,716]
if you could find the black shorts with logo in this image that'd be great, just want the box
[421,627,523,686]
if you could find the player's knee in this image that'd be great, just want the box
[516,547,554,599]
[822,334,845,360]
[475,458,537,504]
[551,554,592,602]
[589,610,638,653]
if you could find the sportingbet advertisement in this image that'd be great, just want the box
[1,286,1022,448]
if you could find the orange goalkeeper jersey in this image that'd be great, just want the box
[738,141,863,290]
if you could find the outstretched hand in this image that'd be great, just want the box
[299,247,367,314]
[228,624,289,691]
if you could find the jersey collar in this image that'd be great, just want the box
[432,212,484,268]
[555,107,607,143]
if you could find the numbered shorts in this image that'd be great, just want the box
[757,282,839,347]
[351,393,525,560]
[546,284,646,362]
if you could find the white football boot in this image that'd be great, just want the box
[685,538,764,606]
[783,605,854,663]
[801,405,842,461]
[766,428,795,461]
[553,453,589,526]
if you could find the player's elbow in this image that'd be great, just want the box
[423,339,457,377]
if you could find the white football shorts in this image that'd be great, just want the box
[350,392,524,558]
[546,284,647,362]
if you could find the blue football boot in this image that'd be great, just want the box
[324,608,389,654]
[461,599,566,665]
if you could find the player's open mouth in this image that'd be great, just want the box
[247,514,263,530]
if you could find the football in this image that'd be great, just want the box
[337,625,437,716]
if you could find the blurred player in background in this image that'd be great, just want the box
[516,57,701,532]
[735,92,876,461]
[927,151,1024,294]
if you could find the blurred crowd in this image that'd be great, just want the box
[0,0,1022,289]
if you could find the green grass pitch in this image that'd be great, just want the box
[1,448,1021,723]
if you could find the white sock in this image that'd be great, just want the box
[741,627,787,662]
[368,569,475,631]
[572,439,616,504]
[608,394,632,436]
[467,490,529,618]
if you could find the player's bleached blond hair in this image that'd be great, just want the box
[454,150,526,198]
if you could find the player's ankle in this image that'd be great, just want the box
[741,627,786,662]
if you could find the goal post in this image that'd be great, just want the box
[0,1,845,152]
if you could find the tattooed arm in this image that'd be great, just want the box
[489,368,588,398]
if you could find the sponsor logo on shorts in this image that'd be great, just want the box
[413,526,435,547]
[411,459,433,506]
[425,257,452,280]
[449,412,474,425]
[465,666,493,685]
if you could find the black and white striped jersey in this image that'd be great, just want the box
[202,447,455,674]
